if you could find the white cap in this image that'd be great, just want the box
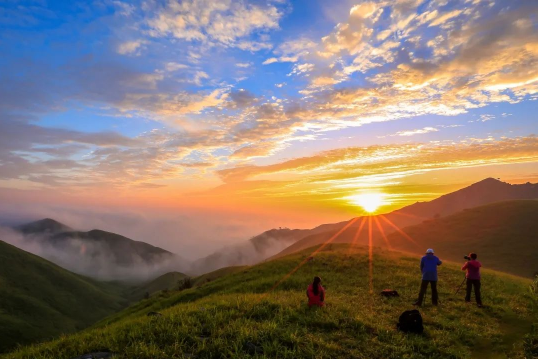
[426,248,434,254]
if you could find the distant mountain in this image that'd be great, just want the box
[387,200,538,277]
[10,219,187,282]
[393,178,538,218]
[190,228,315,274]
[271,178,538,260]
[0,239,128,353]
[49,229,174,267]
[16,218,72,235]
[192,178,538,274]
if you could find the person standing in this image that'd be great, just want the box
[462,253,483,308]
[414,248,442,306]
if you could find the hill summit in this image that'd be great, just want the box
[16,218,72,235]
[397,177,538,218]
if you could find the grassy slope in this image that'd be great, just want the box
[127,272,187,301]
[0,241,129,353]
[387,200,538,277]
[4,244,536,359]
[128,267,246,302]
[192,265,248,287]
[96,266,248,328]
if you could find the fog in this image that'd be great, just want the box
[0,226,188,282]
[0,203,283,258]
[191,234,300,275]
[0,202,322,280]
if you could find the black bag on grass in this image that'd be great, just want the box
[381,289,399,297]
[397,309,423,334]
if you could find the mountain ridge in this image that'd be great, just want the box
[10,220,186,282]
[269,178,538,261]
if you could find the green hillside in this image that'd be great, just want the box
[128,272,187,301]
[191,265,247,287]
[387,200,538,277]
[5,244,537,359]
[0,240,128,353]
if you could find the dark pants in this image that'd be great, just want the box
[465,279,482,305]
[417,280,438,305]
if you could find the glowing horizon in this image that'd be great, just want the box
[347,193,387,214]
[1,0,537,256]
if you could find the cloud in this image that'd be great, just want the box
[1,0,536,195]
[429,9,463,28]
[263,38,317,64]
[319,2,380,57]
[479,114,495,122]
[393,127,439,137]
[146,0,284,50]
[116,40,146,55]
[217,136,538,183]
[165,62,189,71]
[227,89,257,108]
[230,142,285,160]
[262,57,279,65]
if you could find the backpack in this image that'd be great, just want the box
[397,309,423,334]
[380,289,399,297]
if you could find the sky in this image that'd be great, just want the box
[0,0,537,256]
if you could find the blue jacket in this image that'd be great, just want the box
[420,254,442,281]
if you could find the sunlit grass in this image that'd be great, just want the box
[4,245,536,359]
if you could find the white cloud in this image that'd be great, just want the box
[263,38,317,64]
[479,114,495,122]
[165,62,189,72]
[263,57,278,65]
[394,127,439,137]
[193,71,209,86]
[116,40,146,55]
[147,0,283,50]
[429,9,463,27]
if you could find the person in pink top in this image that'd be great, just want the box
[307,276,325,307]
[462,252,483,307]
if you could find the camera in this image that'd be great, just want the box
[463,255,471,260]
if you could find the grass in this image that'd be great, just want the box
[191,266,248,287]
[0,240,128,353]
[128,272,188,301]
[4,244,536,359]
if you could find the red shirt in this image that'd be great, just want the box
[462,260,482,280]
[307,284,325,307]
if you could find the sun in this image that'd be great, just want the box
[347,193,386,213]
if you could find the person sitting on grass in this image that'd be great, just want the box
[462,252,483,308]
[307,276,325,307]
